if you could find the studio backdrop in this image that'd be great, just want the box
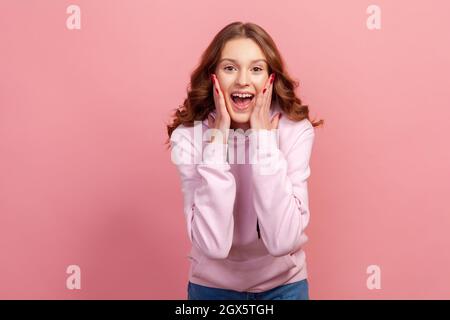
[1,0,449,299]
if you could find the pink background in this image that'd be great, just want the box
[1,0,449,299]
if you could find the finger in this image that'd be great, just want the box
[208,114,214,128]
[254,76,271,115]
[212,74,229,115]
[263,73,275,113]
[211,74,219,105]
[258,73,274,115]
[271,112,281,130]
[211,73,219,94]
[253,88,263,115]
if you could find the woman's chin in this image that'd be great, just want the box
[230,113,251,127]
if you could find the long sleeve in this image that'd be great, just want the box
[249,120,315,257]
[170,126,236,259]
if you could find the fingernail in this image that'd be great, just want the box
[215,88,219,94]
[270,73,275,84]
[263,88,267,94]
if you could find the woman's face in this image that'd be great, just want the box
[214,38,270,129]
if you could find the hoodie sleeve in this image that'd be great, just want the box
[249,120,315,257]
[170,126,236,260]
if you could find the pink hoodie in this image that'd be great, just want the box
[170,102,315,293]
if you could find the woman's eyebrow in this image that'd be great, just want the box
[219,58,267,65]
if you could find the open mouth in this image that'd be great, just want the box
[230,93,255,110]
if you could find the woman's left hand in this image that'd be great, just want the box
[250,73,282,130]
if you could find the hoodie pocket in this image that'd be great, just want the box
[286,253,298,269]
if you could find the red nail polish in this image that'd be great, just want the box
[215,88,219,94]
[263,88,267,94]
[270,74,275,84]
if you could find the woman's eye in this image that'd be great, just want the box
[224,66,263,72]
[223,66,264,72]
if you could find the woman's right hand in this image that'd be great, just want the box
[208,74,231,144]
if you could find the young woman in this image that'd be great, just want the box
[166,21,323,300]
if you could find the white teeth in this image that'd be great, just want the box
[231,93,254,98]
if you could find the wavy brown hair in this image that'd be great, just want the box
[165,21,324,149]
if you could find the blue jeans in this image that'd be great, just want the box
[187,279,309,300]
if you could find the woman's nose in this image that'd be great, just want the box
[236,72,250,86]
